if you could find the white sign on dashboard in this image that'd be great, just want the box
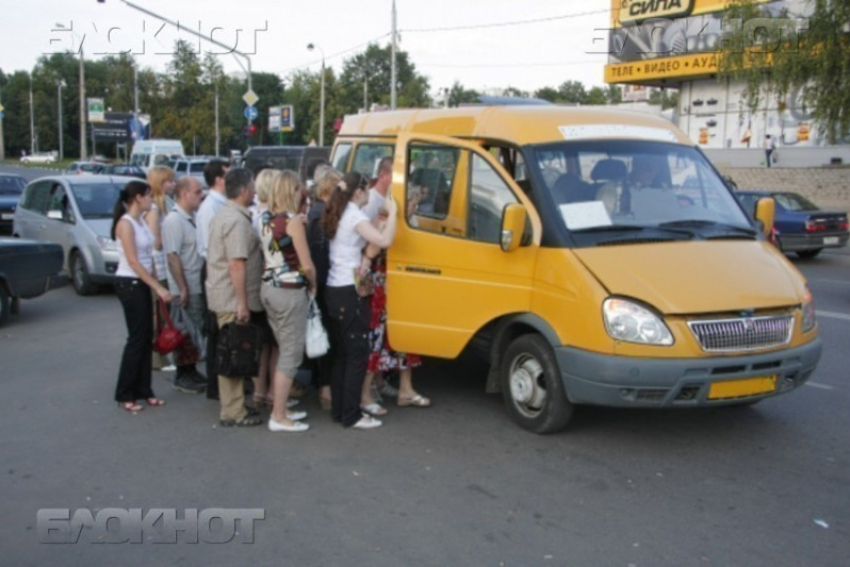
[559,201,613,231]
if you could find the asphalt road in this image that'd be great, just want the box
[0,163,848,566]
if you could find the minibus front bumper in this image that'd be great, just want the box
[555,338,822,407]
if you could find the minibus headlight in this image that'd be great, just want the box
[603,298,673,346]
[801,287,816,333]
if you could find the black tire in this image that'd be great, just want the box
[796,249,822,259]
[70,251,96,296]
[0,285,9,327]
[500,334,574,433]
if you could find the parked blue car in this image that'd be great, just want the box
[736,191,849,258]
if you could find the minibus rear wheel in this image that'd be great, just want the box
[501,334,573,433]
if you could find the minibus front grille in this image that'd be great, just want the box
[688,315,794,353]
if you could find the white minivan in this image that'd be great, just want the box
[130,139,185,172]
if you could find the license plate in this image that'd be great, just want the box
[709,376,777,400]
[824,236,839,245]
[1,213,14,220]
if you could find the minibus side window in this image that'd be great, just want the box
[468,154,520,245]
[407,144,459,228]
[351,144,394,178]
[332,143,352,172]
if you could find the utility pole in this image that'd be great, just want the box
[58,80,65,160]
[79,44,87,160]
[29,73,35,155]
[0,85,5,161]
[215,80,220,157]
[391,0,398,110]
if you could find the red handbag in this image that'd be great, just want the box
[153,298,185,355]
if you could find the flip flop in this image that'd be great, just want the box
[397,394,431,408]
[119,401,143,413]
[146,398,166,407]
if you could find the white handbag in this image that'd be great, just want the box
[305,296,330,359]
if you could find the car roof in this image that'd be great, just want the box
[28,175,139,186]
[338,106,693,146]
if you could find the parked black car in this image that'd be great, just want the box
[0,174,27,235]
[0,237,67,326]
[241,146,331,182]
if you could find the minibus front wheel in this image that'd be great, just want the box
[501,334,574,433]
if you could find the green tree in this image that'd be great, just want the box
[718,0,850,143]
[585,86,608,105]
[605,84,623,104]
[447,81,479,107]
[649,89,679,110]
[534,86,561,102]
[557,80,587,104]
[339,43,431,114]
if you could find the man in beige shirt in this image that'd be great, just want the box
[205,167,264,427]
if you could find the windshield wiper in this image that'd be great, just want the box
[572,224,696,239]
[659,220,757,236]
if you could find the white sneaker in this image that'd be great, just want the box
[268,418,309,432]
[286,411,307,421]
[352,414,382,430]
[161,364,177,372]
[286,399,300,408]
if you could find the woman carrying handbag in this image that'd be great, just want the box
[112,180,173,413]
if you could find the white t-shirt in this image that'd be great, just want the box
[362,187,386,221]
[116,214,154,278]
[327,202,369,288]
[196,190,227,259]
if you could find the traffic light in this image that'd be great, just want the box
[243,124,257,140]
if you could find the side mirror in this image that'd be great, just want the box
[754,197,775,237]
[500,203,527,252]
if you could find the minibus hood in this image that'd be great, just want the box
[573,241,805,314]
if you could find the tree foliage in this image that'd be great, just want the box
[718,0,850,143]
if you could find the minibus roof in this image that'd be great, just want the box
[337,106,693,147]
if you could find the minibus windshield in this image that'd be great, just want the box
[530,140,754,241]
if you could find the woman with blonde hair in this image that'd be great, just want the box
[250,167,282,409]
[307,167,343,409]
[144,166,189,379]
[259,170,316,432]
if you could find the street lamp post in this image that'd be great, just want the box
[58,80,66,161]
[29,73,35,156]
[55,22,86,160]
[307,43,325,147]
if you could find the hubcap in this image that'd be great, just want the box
[509,354,546,418]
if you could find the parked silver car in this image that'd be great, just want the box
[12,175,135,295]
[167,157,211,188]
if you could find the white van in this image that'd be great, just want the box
[130,140,185,172]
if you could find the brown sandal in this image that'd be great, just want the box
[146,398,166,407]
[119,401,143,413]
[397,394,431,408]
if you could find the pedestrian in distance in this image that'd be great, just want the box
[765,134,776,168]
[111,180,172,413]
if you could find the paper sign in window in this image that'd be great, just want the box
[559,202,613,231]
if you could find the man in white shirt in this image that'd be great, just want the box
[362,157,393,221]
[196,160,230,260]
[197,159,230,400]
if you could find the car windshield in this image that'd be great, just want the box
[529,140,754,244]
[775,192,818,212]
[0,176,25,194]
[70,183,123,218]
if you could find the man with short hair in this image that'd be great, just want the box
[205,168,264,427]
[162,176,207,394]
[362,156,393,221]
[197,159,230,400]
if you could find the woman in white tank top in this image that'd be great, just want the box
[111,180,173,413]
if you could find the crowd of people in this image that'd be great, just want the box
[110,158,430,432]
